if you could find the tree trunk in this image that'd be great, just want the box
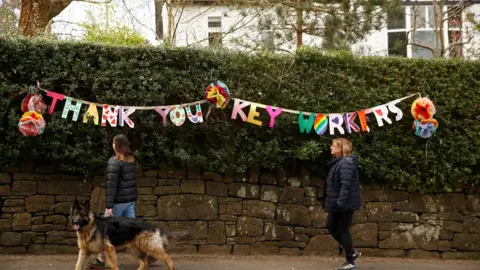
[155,0,163,39]
[295,0,303,48]
[19,0,73,37]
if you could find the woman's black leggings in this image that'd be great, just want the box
[326,211,355,263]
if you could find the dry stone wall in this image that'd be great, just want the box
[0,164,479,259]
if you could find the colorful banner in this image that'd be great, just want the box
[38,87,418,135]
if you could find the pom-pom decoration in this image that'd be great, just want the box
[411,97,438,138]
[18,91,48,137]
[205,81,231,109]
[18,111,46,137]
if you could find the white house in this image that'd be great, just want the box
[53,0,480,59]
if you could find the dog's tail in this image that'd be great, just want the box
[157,228,190,250]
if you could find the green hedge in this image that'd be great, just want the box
[1,38,479,192]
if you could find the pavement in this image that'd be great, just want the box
[1,254,479,270]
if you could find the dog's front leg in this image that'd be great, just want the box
[75,248,89,270]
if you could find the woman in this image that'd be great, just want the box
[87,134,153,268]
[323,138,361,270]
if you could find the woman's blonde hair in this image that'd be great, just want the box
[332,138,353,157]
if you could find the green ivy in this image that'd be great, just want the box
[0,37,479,192]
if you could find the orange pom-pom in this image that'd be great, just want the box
[411,97,436,121]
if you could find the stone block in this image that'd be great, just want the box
[22,232,45,244]
[279,247,300,256]
[27,244,78,254]
[3,199,24,207]
[356,248,405,258]
[406,250,440,259]
[259,186,281,203]
[264,222,294,241]
[304,187,317,197]
[351,223,378,247]
[137,178,158,187]
[309,206,327,229]
[452,233,480,251]
[248,165,260,184]
[137,187,153,195]
[55,202,71,214]
[437,193,466,213]
[236,216,263,237]
[439,212,464,222]
[310,177,324,188]
[153,186,181,195]
[13,173,43,181]
[242,200,276,219]
[227,236,265,245]
[168,245,197,254]
[202,171,223,182]
[0,246,26,254]
[361,189,392,202]
[279,186,304,204]
[26,196,55,212]
[12,181,37,195]
[228,183,260,199]
[438,240,451,251]
[31,224,53,232]
[287,177,301,187]
[44,215,67,224]
[464,217,480,234]
[304,197,320,206]
[158,195,217,221]
[187,164,201,179]
[0,185,11,196]
[206,182,227,197]
[467,195,480,212]
[294,234,309,242]
[2,206,25,213]
[277,204,311,227]
[303,235,338,255]
[219,215,237,223]
[208,221,225,244]
[168,221,207,240]
[250,242,279,255]
[294,227,327,236]
[0,173,12,184]
[393,212,419,223]
[439,230,454,240]
[408,193,430,213]
[137,195,157,204]
[46,236,66,245]
[394,201,410,211]
[226,203,242,216]
[366,202,393,222]
[442,251,480,260]
[379,232,419,249]
[32,216,43,225]
[0,232,22,246]
[443,221,463,233]
[226,225,236,237]
[38,180,90,195]
[158,179,181,186]
[12,213,31,231]
[223,169,235,183]
[135,204,157,217]
[181,180,205,194]
[0,219,11,232]
[233,245,250,255]
[352,207,368,224]
[259,173,277,185]
[198,245,232,254]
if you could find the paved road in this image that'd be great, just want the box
[1,254,479,270]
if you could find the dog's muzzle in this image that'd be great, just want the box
[72,219,88,231]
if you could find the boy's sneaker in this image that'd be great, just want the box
[86,258,110,269]
[353,251,361,261]
[336,263,356,270]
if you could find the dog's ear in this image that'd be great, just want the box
[83,199,91,211]
[70,199,80,216]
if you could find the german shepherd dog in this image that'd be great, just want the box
[70,199,176,270]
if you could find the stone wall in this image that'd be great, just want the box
[0,164,480,259]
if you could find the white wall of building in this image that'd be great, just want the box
[51,1,480,59]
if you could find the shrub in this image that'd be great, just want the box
[0,38,479,192]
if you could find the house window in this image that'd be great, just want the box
[208,32,222,46]
[387,5,462,58]
[208,16,222,47]
[208,17,222,28]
